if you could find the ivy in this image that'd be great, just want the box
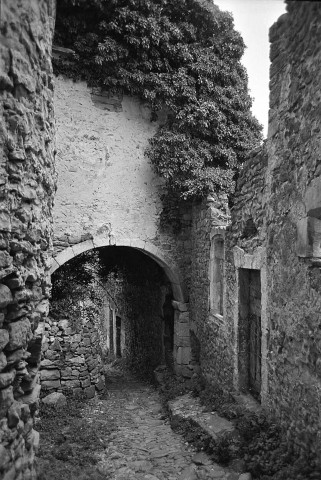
[54,0,262,205]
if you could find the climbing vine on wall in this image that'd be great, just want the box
[54,0,262,204]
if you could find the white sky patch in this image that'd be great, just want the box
[213,0,286,137]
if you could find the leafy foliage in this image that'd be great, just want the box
[51,250,105,330]
[54,0,262,204]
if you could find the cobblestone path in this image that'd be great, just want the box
[94,374,240,480]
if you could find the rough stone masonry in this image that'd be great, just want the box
[0,1,56,479]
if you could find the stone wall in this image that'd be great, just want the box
[189,199,229,384]
[215,1,321,459]
[40,316,105,398]
[264,1,321,456]
[224,146,269,399]
[40,252,107,398]
[0,1,56,478]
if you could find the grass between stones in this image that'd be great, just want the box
[157,369,321,480]
[36,393,115,480]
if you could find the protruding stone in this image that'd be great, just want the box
[41,380,61,390]
[58,319,69,330]
[42,392,67,408]
[95,378,105,391]
[2,467,16,480]
[40,359,56,369]
[0,284,13,308]
[178,466,197,480]
[84,385,95,398]
[171,301,189,312]
[0,444,11,470]
[7,401,21,428]
[0,370,15,389]
[51,339,62,351]
[0,251,12,268]
[0,329,9,351]
[192,452,212,465]
[0,386,14,418]
[22,384,41,406]
[0,352,7,371]
[6,348,30,366]
[238,474,252,480]
[176,347,191,365]
[6,319,32,351]
[40,369,60,381]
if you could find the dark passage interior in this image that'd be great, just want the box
[45,247,174,396]
[238,268,262,401]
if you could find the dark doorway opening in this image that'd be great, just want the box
[116,316,122,357]
[109,307,114,356]
[163,293,174,367]
[238,268,262,401]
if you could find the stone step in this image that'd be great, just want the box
[168,393,238,441]
[168,393,251,480]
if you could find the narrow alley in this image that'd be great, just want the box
[37,368,241,480]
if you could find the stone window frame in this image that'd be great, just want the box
[297,176,321,263]
[233,246,268,405]
[209,227,226,322]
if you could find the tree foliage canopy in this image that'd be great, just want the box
[54,0,262,202]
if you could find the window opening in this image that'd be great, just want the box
[210,236,224,316]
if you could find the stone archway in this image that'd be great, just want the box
[50,237,193,377]
[51,236,186,303]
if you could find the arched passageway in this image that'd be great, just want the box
[51,238,186,303]
[43,245,193,397]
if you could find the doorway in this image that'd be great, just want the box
[116,316,122,357]
[238,268,262,400]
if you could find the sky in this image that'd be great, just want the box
[213,0,287,137]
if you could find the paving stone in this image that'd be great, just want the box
[91,371,240,480]
[178,466,197,480]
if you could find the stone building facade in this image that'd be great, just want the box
[1,1,321,478]
[50,72,196,378]
[192,1,321,460]
[0,1,56,478]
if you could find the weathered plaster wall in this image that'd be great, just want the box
[53,77,164,242]
[264,1,321,456]
[52,77,192,290]
[0,1,56,478]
